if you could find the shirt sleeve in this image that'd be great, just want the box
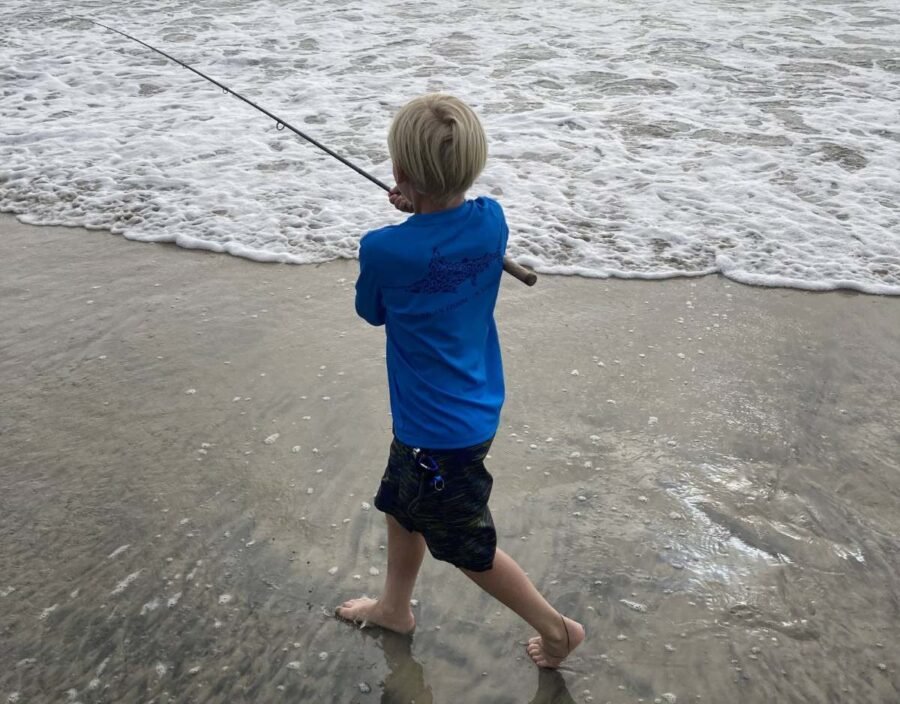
[499,204,510,255]
[355,234,386,327]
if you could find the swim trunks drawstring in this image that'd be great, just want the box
[413,448,445,491]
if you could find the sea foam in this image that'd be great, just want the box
[1,1,898,294]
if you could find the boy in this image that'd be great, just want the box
[336,94,584,669]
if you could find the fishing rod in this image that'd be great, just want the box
[78,18,537,286]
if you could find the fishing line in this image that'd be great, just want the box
[77,17,390,192]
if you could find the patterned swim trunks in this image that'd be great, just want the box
[374,436,496,572]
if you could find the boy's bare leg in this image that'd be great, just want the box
[462,548,585,668]
[335,515,425,634]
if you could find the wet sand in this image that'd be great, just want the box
[1,214,898,704]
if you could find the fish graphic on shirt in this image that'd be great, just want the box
[403,246,503,295]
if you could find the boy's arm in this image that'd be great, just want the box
[355,236,386,327]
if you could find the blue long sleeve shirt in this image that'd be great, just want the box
[355,197,508,449]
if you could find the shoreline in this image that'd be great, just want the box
[2,214,898,703]
[5,210,897,297]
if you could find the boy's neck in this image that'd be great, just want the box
[411,192,465,215]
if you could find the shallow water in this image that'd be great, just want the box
[1,0,899,293]
[1,218,898,702]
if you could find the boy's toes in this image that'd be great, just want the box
[526,638,557,668]
[335,596,375,622]
[525,616,586,669]
[525,643,548,667]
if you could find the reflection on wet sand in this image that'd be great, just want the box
[363,630,434,704]
[529,671,576,704]
[354,627,576,703]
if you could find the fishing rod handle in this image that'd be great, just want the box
[502,257,537,286]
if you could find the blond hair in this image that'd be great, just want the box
[388,94,487,202]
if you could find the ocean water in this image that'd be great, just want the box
[2,0,899,294]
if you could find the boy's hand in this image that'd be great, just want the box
[389,186,414,213]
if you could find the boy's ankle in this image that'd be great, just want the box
[378,598,414,617]
[542,614,568,645]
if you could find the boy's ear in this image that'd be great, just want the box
[393,163,410,186]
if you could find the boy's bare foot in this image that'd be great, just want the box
[526,615,585,669]
[335,597,416,634]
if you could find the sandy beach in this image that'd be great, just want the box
[1,214,898,703]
